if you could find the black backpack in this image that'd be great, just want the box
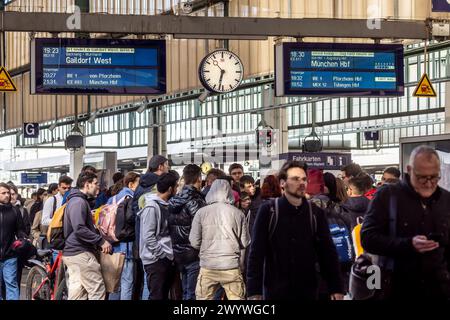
[114,196,135,242]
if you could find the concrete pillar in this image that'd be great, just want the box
[69,146,85,185]
[147,107,168,167]
[445,82,450,133]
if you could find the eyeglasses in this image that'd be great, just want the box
[413,171,441,184]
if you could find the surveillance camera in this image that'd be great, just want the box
[181,1,193,14]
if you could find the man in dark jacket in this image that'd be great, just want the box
[361,145,450,300]
[62,172,113,300]
[168,164,206,300]
[247,161,344,300]
[0,183,27,300]
[342,172,372,229]
[240,175,262,236]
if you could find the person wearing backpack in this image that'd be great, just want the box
[138,171,179,300]
[108,172,141,300]
[132,155,169,300]
[246,161,344,301]
[62,172,113,300]
[311,172,354,297]
[42,177,73,228]
[168,164,207,300]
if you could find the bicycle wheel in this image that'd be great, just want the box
[54,278,68,300]
[25,266,51,300]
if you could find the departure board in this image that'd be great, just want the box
[275,42,404,96]
[31,38,166,95]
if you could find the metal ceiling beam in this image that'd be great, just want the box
[0,12,430,39]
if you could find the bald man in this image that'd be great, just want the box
[361,145,450,300]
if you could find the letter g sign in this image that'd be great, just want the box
[23,123,39,138]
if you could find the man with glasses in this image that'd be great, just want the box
[362,145,450,300]
[247,161,344,300]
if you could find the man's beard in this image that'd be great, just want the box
[285,188,305,199]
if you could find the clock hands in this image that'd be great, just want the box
[213,60,226,90]
[218,69,225,88]
[212,60,223,72]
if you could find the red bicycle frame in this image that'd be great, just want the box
[32,251,64,300]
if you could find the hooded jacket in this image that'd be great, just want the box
[132,172,160,214]
[138,193,173,266]
[0,203,27,261]
[342,196,370,229]
[168,185,206,265]
[133,172,160,254]
[189,180,250,270]
[63,189,105,257]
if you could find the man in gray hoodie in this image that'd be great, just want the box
[189,179,250,300]
[63,172,112,300]
[138,171,179,300]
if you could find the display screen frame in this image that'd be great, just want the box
[275,42,404,97]
[31,38,166,95]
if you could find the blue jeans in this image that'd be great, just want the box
[141,270,150,300]
[0,258,20,300]
[181,260,200,300]
[109,242,134,300]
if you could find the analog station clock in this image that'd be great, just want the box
[198,49,244,94]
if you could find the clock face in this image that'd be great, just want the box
[199,49,244,94]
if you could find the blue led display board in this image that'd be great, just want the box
[275,42,404,97]
[21,173,48,185]
[31,38,166,95]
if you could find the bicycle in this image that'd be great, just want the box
[25,249,68,300]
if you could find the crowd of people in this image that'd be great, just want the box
[1,144,450,300]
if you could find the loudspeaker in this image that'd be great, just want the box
[302,130,322,153]
[65,133,84,150]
